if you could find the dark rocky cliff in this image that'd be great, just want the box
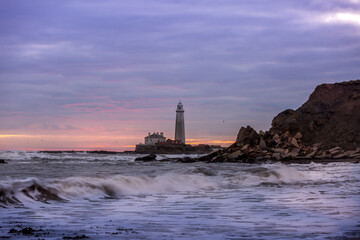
[270,80,360,150]
[197,79,360,163]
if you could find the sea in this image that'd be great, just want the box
[0,151,359,240]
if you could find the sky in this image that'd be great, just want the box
[1,0,360,151]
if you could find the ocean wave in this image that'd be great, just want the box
[0,178,64,207]
[223,164,309,187]
[0,151,205,163]
[0,163,315,207]
[0,173,221,207]
[0,150,134,162]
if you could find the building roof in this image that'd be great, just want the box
[145,133,166,138]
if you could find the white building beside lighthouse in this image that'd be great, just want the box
[144,132,166,145]
[175,101,185,144]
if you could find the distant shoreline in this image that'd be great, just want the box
[37,150,135,154]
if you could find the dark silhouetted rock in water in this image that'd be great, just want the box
[0,159,7,164]
[8,228,18,234]
[63,234,89,239]
[178,157,197,163]
[21,227,34,235]
[135,154,157,161]
[270,80,360,150]
[8,227,43,235]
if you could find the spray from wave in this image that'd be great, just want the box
[0,173,221,207]
[0,164,312,207]
[241,164,307,185]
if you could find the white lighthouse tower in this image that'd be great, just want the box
[175,101,185,144]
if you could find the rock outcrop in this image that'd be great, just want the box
[197,80,360,163]
[270,80,360,150]
[135,154,157,161]
[198,127,360,163]
[236,126,260,146]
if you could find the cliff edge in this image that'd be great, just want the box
[270,80,360,149]
[198,79,360,163]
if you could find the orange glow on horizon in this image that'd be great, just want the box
[0,134,235,151]
[186,138,234,146]
[0,134,34,138]
[0,133,141,152]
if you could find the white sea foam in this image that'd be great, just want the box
[0,150,137,162]
[0,173,222,207]
[0,164,313,207]
[1,155,359,239]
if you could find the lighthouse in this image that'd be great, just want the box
[175,101,185,144]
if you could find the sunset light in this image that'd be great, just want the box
[0,1,359,239]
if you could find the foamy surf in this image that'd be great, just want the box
[0,164,312,207]
[0,150,205,163]
[0,173,221,207]
[0,152,359,239]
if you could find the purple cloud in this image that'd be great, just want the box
[1,0,360,149]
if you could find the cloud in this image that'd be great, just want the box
[324,12,360,25]
[41,124,80,131]
[1,0,360,149]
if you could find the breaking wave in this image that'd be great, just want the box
[0,150,204,162]
[0,164,312,207]
[0,174,220,207]
[0,150,132,162]
[236,164,308,186]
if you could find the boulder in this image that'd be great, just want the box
[290,138,300,148]
[0,159,7,164]
[259,138,267,149]
[178,157,197,163]
[329,147,342,155]
[273,148,285,153]
[318,151,332,159]
[283,149,290,155]
[286,148,300,158]
[135,154,157,161]
[272,152,281,160]
[294,132,303,139]
[283,131,291,140]
[241,144,250,151]
[343,150,356,157]
[273,134,281,143]
[333,153,346,159]
[247,147,255,153]
[227,150,242,159]
[236,126,260,146]
[349,153,360,158]
[305,150,317,158]
[198,151,222,162]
